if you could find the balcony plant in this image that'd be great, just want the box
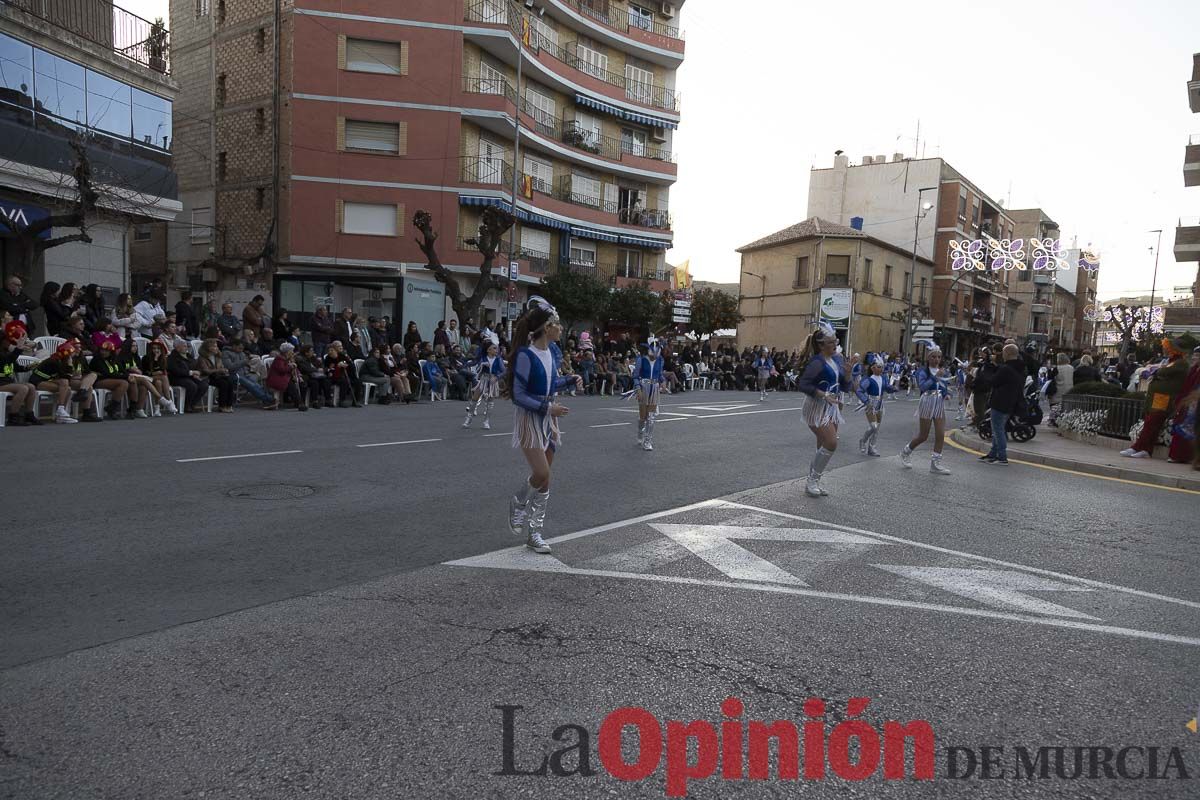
[148,18,168,73]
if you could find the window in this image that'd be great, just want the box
[884,264,893,295]
[256,27,267,53]
[524,86,556,127]
[521,227,551,259]
[618,249,643,278]
[570,240,596,266]
[196,0,210,17]
[950,304,957,320]
[957,189,967,221]
[919,277,927,304]
[345,119,401,154]
[795,256,809,287]
[903,271,911,299]
[523,155,552,194]
[862,257,872,290]
[572,110,602,148]
[217,151,227,181]
[570,173,601,206]
[621,127,648,157]
[575,38,608,79]
[216,74,226,106]
[625,64,654,104]
[479,60,506,95]
[256,107,266,134]
[341,202,399,236]
[477,138,505,184]
[0,33,33,119]
[345,38,406,75]
[134,225,152,242]
[973,199,982,229]
[825,255,850,287]
[531,16,558,49]
[190,207,212,242]
[34,49,86,127]
[217,0,226,24]
[132,88,171,149]
[86,69,131,138]
[256,187,266,211]
[628,3,653,30]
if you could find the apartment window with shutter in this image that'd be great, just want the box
[134,225,152,242]
[190,207,211,242]
[344,119,402,154]
[575,38,609,80]
[884,264,893,295]
[862,257,872,290]
[523,156,552,194]
[217,151,227,181]
[919,277,927,305]
[903,271,911,300]
[825,255,850,287]
[957,188,967,221]
[617,249,642,278]
[795,256,809,287]
[341,202,401,236]
[345,38,408,75]
[196,0,210,17]
[625,63,654,104]
[217,0,225,24]
[524,86,556,128]
[950,303,957,320]
[569,240,596,266]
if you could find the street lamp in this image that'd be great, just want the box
[1148,229,1163,332]
[902,187,938,356]
[744,271,767,342]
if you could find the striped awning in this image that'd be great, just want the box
[570,225,620,243]
[619,234,672,250]
[459,196,570,231]
[574,94,678,130]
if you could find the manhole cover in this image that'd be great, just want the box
[226,484,316,500]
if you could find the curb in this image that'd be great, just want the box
[948,429,1200,493]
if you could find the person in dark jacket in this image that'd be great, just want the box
[40,281,70,335]
[1073,354,1101,384]
[971,347,998,426]
[2,276,37,334]
[175,290,198,338]
[402,321,422,350]
[295,344,332,408]
[324,340,362,407]
[88,340,132,419]
[309,306,334,358]
[272,308,292,342]
[167,339,208,412]
[358,345,392,403]
[979,344,1026,464]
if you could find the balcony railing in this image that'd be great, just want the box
[559,258,670,285]
[464,0,680,112]
[455,235,553,275]
[1,0,171,74]
[561,0,683,42]
[463,76,519,105]
[823,274,850,288]
[462,156,515,187]
[971,308,993,324]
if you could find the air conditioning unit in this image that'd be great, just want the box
[649,126,667,142]
[660,2,676,18]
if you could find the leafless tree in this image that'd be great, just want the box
[11,142,99,278]
[412,206,516,330]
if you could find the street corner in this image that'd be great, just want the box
[445,497,1200,650]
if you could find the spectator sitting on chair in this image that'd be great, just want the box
[0,324,39,425]
[359,345,392,404]
[422,356,448,399]
[60,315,91,354]
[111,294,140,340]
[197,338,236,413]
[267,342,307,411]
[88,340,132,419]
[117,336,171,417]
[157,321,185,353]
[140,339,176,414]
[167,338,208,413]
[31,341,98,423]
[383,344,413,402]
[259,326,279,356]
[325,340,362,407]
[444,344,474,400]
[216,302,242,340]
[295,343,332,408]
[3,276,36,335]
[271,308,292,342]
[91,318,122,352]
[346,331,367,361]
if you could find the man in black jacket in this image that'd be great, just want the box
[979,344,1025,464]
[2,276,37,334]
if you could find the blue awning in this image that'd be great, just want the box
[459,196,570,232]
[619,234,672,250]
[570,226,620,243]
[574,94,678,130]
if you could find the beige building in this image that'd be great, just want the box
[735,218,934,355]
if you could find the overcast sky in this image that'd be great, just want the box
[129,0,1200,303]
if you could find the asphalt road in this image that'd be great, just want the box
[2,388,1197,798]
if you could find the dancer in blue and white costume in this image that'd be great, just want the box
[753,347,774,402]
[901,343,953,474]
[463,335,503,430]
[797,324,850,497]
[634,337,666,450]
[506,296,584,554]
[855,353,896,457]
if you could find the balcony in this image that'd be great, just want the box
[455,236,552,276]
[1186,135,1200,188]
[556,0,683,47]
[1,0,170,74]
[1033,271,1054,284]
[971,308,993,325]
[560,257,670,289]
[1190,53,1200,113]
[1176,217,1200,262]
[1030,301,1051,314]
[554,175,671,231]
[464,0,680,113]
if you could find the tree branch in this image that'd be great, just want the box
[38,232,92,250]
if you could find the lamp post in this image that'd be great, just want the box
[1148,229,1162,336]
[902,187,938,356]
[744,271,767,341]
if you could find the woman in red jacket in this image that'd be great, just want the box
[267,342,306,411]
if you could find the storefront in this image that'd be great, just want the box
[274,273,403,338]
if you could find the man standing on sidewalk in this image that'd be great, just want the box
[980,344,1025,465]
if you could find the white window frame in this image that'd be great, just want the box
[621,127,648,157]
[523,155,553,195]
[625,64,654,105]
[521,227,551,258]
[346,38,403,75]
[344,120,400,154]
[479,61,506,96]
[570,240,597,266]
[190,207,211,242]
[531,17,558,48]
[628,3,653,31]
[573,110,602,148]
[342,202,398,237]
[617,248,642,278]
[478,138,505,184]
[524,86,556,127]
[575,41,609,80]
[570,173,601,207]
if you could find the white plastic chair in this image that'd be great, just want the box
[418,359,447,402]
[34,336,65,357]
[133,337,149,358]
[682,363,699,391]
[353,359,375,406]
[188,339,202,359]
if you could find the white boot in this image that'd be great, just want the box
[508,481,533,537]
[462,410,472,428]
[805,469,827,497]
[159,395,177,415]
[482,399,493,430]
[525,490,552,554]
[642,413,656,451]
[637,419,646,446]
[900,444,913,468]
[930,453,951,474]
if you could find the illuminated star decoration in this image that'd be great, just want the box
[1030,238,1069,271]
[1078,249,1101,272]
[985,236,1025,271]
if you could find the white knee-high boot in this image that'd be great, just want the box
[508,480,534,536]
[806,446,834,496]
[482,398,494,430]
[643,412,656,451]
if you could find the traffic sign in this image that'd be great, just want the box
[509,261,520,280]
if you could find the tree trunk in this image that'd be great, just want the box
[413,207,514,332]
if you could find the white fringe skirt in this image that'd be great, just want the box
[478,373,500,399]
[917,391,946,420]
[512,406,561,452]
[636,379,661,406]
[804,392,845,429]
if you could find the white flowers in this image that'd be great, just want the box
[1058,409,1107,436]
[1127,419,1171,446]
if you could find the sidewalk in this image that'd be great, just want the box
[949,426,1200,492]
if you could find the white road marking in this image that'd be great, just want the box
[873,565,1096,619]
[356,438,442,448]
[590,422,632,428]
[650,524,890,587]
[177,450,302,463]
[678,404,758,412]
[483,431,512,437]
[697,407,806,420]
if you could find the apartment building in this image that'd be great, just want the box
[170,0,683,334]
[735,217,934,354]
[1168,51,1200,337]
[0,0,179,311]
[808,154,1024,359]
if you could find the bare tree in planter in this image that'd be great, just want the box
[413,206,516,330]
[11,142,100,279]
[1103,304,1149,360]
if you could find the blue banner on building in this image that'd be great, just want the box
[0,199,51,239]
